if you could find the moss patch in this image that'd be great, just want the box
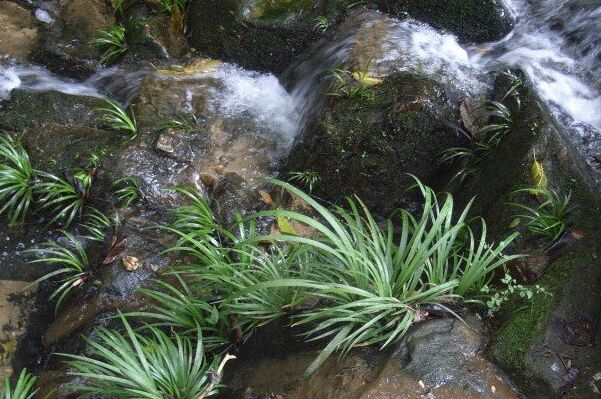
[377,0,513,43]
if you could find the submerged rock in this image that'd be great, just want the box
[223,317,522,399]
[0,1,39,61]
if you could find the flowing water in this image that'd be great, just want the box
[1,0,600,171]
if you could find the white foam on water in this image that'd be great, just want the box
[0,65,102,99]
[35,8,54,24]
[211,64,300,146]
[376,18,488,98]
[0,68,21,100]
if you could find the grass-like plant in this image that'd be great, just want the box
[440,92,518,186]
[328,61,374,102]
[81,206,120,242]
[96,99,137,137]
[238,178,519,375]
[93,25,127,64]
[159,0,188,13]
[26,231,90,312]
[63,314,233,399]
[125,276,230,351]
[37,170,91,227]
[169,186,217,239]
[314,16,329,32]
[0,133,36,226]
[1,369,37,399]
[288,171,320,193]
[113,177,142,207]
[511,187,571,242]
[157,113,198,132]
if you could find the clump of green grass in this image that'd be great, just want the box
[96,99,137,137]
[241,178,519,374]
[288,171,320,193]
[328,61,374,102]
[113,177,142,207]
[37,170,92,227]
[159,0,188,13]
[440,72,519,186]
[0,133,36,226]
[168,186,217,239]
[125,276,230,351]
[157,113,198,132]
[510,187,571,243]
[26,231,91,312]
[94,25,127,64]
[314,16,329,32]
[1,369,37,399]
[63,314,234,399]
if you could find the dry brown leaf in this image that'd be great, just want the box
[460,98,479,137]
[259,190,274,205]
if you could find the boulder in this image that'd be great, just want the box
[377,0,513,43]
[31,0,114,77]
[113,59,296,207]
[0,1,39,60]
[286,72,465,214]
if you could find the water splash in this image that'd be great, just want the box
[211,64,300,146]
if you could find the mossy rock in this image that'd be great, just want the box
[286,72,465,214]
[0,89,105,132]
[456,73,601,398]
[377,0,513,43]
[186,0,348,73]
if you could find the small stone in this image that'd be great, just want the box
[418,380,425,389]
[155,132,176,155]
[122,256,139,271]
[593,371,601,381]
[491,385,496,393]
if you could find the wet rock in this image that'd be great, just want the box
[114,60,292,207]
[121,255,139,271]
[212,173,262,230]
[122,3,189,63]
[0,1,39,60]
[286,72,465,214]
[187,0,332,73]
[377,0,513,43]
[223,317,522,399]
[464,73,601,399]
[0,89,104,132]
[31,0,114,77]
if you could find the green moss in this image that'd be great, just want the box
[377,0,512,43]
[253,0,314,21]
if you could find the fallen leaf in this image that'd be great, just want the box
[530,153,548,190]
[277,214,296,235]
[122,256,139,271]
[352,72,382,86]
[460,98,479,137]
[259,190,274,205]
[570,228,585,240]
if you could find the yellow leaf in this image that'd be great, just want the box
[530,154,547,191]
[352,72,382,86]
[277,215,296,235]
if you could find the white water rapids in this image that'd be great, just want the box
[1,0,600,167]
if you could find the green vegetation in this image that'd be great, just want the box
[94,25,128,64]
[37,170,92,227]
[159,0,189,14]
[96,99,137,137]
[441,70,520,186]
[113,177,142,207]
[82,206,120,242]
[287,171,320,193]
[64,314,233,399]
[328,61,375,102]
[0,134,36,226]
[510,187,571,243]
[168,186,216,239]
[124,277,230,351]
[314,16,330,32]
[153,178,518,376]
[26,231,91,312]
[1,370,37,399]
[157,114,198,132]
